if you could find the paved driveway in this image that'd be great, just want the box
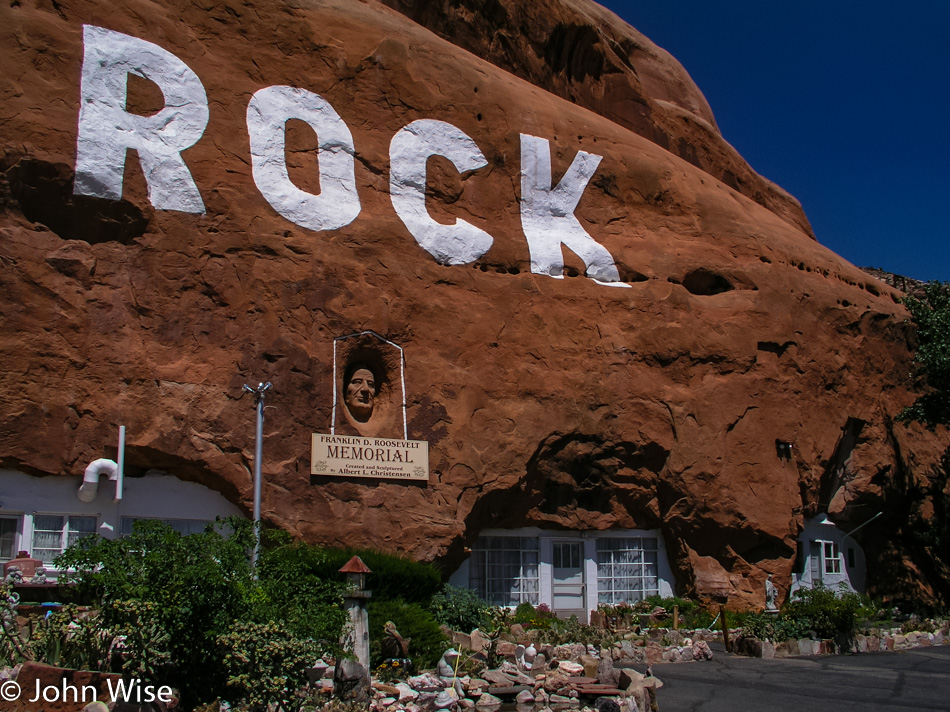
[654,645,950,712]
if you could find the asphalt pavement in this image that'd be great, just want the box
[653,643,950,712]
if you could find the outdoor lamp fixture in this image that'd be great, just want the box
[242,381,272,569]
[775,439,794,461]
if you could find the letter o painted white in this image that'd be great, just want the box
[247,86,360,231]
[390,119,494,265]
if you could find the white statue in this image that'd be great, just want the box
[765,574,778,612]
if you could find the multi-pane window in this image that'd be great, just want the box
[0,517,19,560]
[31,515,97,563]
[553,541,582,569]
[823,541,841,574]
[596,537,659,604]
[470,536,540,606]
[120,517,211,537]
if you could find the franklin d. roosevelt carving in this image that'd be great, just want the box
[343,363,379,423]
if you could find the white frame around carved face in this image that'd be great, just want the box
[331,331,407,440]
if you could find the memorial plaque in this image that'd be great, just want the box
[311,434,429,481]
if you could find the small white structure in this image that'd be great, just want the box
[449,527,676,622]
[791,514,867,594]
[0,468,245,577]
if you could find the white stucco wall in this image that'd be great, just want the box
[0,468,245,572]
[448,526,675,617]
[791,515,867,595]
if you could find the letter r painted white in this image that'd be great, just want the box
[247,85,360,231]
[74,25,209,213]
[519,133,628,287]
[390,119,493,265]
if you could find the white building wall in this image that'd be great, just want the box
[791,515,867,595]
[449,526,675,616]
[0,468,245,573]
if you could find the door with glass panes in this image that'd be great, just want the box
[551,539,586,622]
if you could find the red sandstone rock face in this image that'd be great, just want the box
[0,0,946,606]
[378,0,814,238]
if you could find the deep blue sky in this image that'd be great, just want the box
[598,1,949,283]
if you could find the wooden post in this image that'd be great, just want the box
[720,605,731,653]
[673,604,679,631]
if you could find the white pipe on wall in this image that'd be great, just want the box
[78,458,118,503]
[115,426,126,501]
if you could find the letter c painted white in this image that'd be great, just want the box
[390,119,494,265]
[74,25,209,213]
[247,85,360,231]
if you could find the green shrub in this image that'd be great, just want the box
[513,602,537,625]
[219,620,323,712]
[255,542,349,646]
[429,585,491,633]
[783,585,867,641]
[368,599,448,669]
[54,519,347,708]
[741,612,813,642]
[56,518,257,706]
[300,547,442,604]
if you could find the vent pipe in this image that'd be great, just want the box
[78,458,118,503]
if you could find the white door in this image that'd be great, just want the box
[552,540,586,622]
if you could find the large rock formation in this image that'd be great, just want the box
[0,0,946,605]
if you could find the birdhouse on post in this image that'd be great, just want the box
[339,556,372,668]
[339,555,372,591]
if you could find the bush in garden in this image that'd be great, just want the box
[56,518,257,706]
[740,585,871,644]
[298,546,442,604]
[255,539,349,645]
[55,519,347,708]
[218,620,324,712]
[429,584,491,633]
[741,612,813,642]
[512,601,537,625]
[783,585,867,641]
[1,589,114,670]
[368,599,448,669]
[509,601,557,630]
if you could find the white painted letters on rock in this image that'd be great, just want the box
[74,25,209,213]
[71,27,626,288]
[390,119,494,265]
[519,133,627,286]
[247,85,361,231]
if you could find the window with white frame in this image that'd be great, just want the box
[31,515,97,563]
[470,536,540,606]
[597,537,660,604]
[121,517,211,537]
[823,541,841,574]
[1,517,20,560]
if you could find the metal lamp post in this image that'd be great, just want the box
[243,381,272,569]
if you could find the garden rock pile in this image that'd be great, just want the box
[734,620,950,658]
[315,625,720,711]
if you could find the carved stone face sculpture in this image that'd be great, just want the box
[345,367,377,422]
